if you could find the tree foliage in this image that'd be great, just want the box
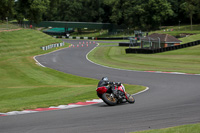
[0,0,15,21]
[3,0,200,30]
[144,0,174,30]
[15,0,49,24]
[181,0,200,30]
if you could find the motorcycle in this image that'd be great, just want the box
[96,82,135,106]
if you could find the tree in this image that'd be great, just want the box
[57,0,105,22]
[122,0,146,29]
[143,0,174,30]
[84,0,105,22]
[15,0,28,23]
[57,0,84,21]
[44,0,61,21]
[101,0,115,23]
[110,0,126,26]
[12,0,199,30]
[181,0,200,30]
[28,0,49,24]
[109,0,173,30]
[165,0,184,26]
[0,0,15,21]
[16,0,49,24]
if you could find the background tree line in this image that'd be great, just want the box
[0,0,200,30]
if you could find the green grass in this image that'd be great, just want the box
[161,24,200,31]
[130,123,200,133]
[0,29,64,59]
[150,24,200,36]
[0,23,20,31]
[180,34,200,44]
[0,27,145,113]
[88,34,200,74]
[151,30,200,37]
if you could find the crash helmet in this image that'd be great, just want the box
[101,77,108,81]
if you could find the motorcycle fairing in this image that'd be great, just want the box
[96,86,108,94]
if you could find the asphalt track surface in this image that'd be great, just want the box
[0,40,200,133]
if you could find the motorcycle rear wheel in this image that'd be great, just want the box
[127,95,135,103]
[102,93,117,106]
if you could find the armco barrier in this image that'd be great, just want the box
[55,36,131,40]
[68,37,130,40]
[69,36,129,40]
[126,40,200,54]
[67,36,95,40]
[41,42,65,50]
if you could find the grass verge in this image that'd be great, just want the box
[0,28,146,113]
[130,123,200,133]
[149,24,200,36]
[180,34,200,44]
[88,34,200,74]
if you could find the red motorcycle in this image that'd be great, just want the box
[96,82,135,106]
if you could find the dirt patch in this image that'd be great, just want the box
[0,28,22,32]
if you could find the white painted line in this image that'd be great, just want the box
[33,43,70,68]
[6,111,37,115]
[33,56,46,67]
[50,105,83,109]
[132,87,149,96]
[63,105,83,108]
[86,99,103,103]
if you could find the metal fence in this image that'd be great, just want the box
[140,37,160,49]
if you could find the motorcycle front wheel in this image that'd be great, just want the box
[102,93,117,106]
[127,95,135,104]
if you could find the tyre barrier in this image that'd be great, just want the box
[41,42,65,50]
[126,40,200,54]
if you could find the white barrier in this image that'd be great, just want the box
[41,42,65,50]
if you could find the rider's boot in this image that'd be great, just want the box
[125,92,130,97]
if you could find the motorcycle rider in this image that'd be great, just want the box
[97,77,119,98]
[97,77,109,87]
